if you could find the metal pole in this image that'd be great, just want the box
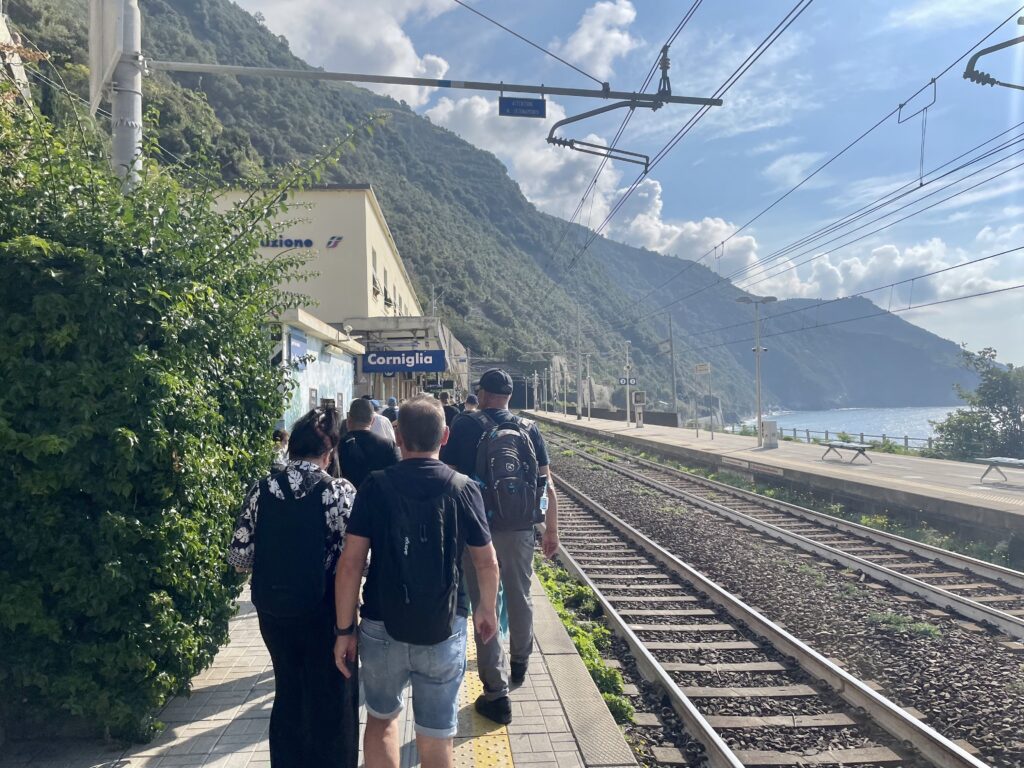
[755,302,763,447]
[624,341,632,426]
[576,303,582,421]
[111,0,142,187]
[147,60,724,107]
[586,354,592,421]
[669,315,679,427]
[708,368,714,440]
[562,362,567,417]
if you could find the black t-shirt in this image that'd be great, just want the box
[443,404,460,426]
[338,429,400,489]
[440,408,550,475]
[346,459,491,619]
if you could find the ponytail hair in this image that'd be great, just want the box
[288,405,342,460]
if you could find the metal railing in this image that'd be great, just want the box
[725,424,935,450]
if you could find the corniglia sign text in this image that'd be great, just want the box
[362,350,447,373]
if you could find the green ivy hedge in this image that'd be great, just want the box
[0,88,361,739]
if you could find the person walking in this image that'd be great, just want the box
[439,391,459,426]
[333,396,500,768]
[381,396,399,423]
[228,406,358,767]
[338,397,401,488]
[271,428,289,472]
[462,394,479,413]
[440,368,559,724]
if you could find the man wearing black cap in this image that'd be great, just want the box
[441,368,559,725]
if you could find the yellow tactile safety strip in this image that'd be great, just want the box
[454,624,514,768]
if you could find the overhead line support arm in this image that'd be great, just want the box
[146,60,723,107]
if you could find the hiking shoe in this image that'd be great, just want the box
[475,694,512,725]
[510,661,528,686]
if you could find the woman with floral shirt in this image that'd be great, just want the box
[228,406,357,768]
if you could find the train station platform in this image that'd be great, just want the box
[0,580,636,768]
[527,410,1024,537]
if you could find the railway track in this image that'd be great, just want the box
[553,475,991,768]
[548,433,1024,641]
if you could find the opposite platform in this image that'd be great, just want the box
[527,410,1024,536]
[0,579,636,768]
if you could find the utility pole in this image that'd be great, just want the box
[533,370,539,411]
[562,361,567,417]
[736,296,777,447]
[109,0,143,187]
[585,354,592,421]
[576,303,582,421]
[669,315,679,427]
[624,340,632,426]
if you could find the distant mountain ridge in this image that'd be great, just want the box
[13,0,976,412]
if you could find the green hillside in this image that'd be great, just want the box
[10,0,976,412]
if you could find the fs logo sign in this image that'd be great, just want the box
[326,235,344,249]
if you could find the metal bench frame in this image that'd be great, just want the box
[821,442,872,464]
[976,458,1024,483]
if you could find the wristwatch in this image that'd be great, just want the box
[333,623,355,637]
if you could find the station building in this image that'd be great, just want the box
[223,184,468,423]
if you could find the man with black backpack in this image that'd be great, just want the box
[333,396,499,768]
[338,397,400,488]
[440,368,559,725]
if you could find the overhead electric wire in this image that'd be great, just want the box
[622,2,1024,316]
[682,243,1024,339]
[451,0,605,86]
[689,280,1024,353]
[554,0,815,284]
[617,140,1024,330]
[543,1,704,275]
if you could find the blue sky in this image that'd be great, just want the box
[237,0,1024,363]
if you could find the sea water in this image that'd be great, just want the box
[743,406,960,442]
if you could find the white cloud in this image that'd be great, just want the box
[550,0,642,81]
[749,137,800,156]
[763,152,828,188]
[886,0,1011,30]
[235,0,452,108]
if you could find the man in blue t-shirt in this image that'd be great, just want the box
[440,368,559,725]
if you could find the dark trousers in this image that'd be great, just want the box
[257,602,359,768]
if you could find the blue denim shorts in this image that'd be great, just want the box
[359,615,468,739]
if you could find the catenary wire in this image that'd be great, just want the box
[543,1,704,274]
[624,2,1024,313]
[451,0,605,86]
[681,243,1024,339]
[617,141,1024,331]
[688,280,1024,353]
[554,0,815,285]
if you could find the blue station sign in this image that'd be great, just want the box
[363,349,447,373]
[499,96,547,118]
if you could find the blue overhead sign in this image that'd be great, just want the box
[363,349,447,373]
[499,96,547,118]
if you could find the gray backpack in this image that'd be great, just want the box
[471,412,540,532]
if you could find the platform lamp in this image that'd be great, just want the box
[735,295,777,447]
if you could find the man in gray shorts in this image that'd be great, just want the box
[334,396,499,768]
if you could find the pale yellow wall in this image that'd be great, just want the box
[218,187,421,324]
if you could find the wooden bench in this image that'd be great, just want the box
[975,456,1024,483]
[821,441,872,464]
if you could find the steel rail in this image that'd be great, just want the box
[552,437,1024,640]
[554,477,991,768]
[570,438,1024,591]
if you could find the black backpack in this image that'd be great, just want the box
[251,472,330,618]
[472,412,540,532]
[371,467,466,645]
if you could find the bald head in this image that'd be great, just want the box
[397,395,446,453]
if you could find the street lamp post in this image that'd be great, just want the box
[735,295,777,447]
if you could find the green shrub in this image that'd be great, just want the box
[0,93,372,738]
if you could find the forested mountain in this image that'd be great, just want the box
[11,0,976,412]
